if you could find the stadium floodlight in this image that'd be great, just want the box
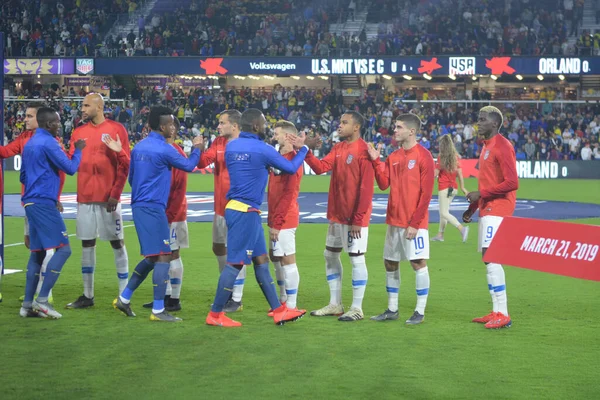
[537,75,544,81]
[402,75,412,80]
[559,74,565,81]
[291,76,300,80]
[490,75,498,80]
[448,74,456,80]
[306,76,315,80]
[423,73,432,80]
[382,74,392,80]
[516,74,523,80]
[472,75,477,81]
[319,76,329,80]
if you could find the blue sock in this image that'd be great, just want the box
[121,258,154,301]
[152,262,170,312]
[211,265,241,312]
[24,252,44,306]
[254,262,281,310]
[37,246,71,301]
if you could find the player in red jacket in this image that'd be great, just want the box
[66,94,131,309]
[304,112,375,322]
[463,106,519,329]
[198,110,246,313]
[367,113,435,324]
[0,102,65,307]
[267,121,304,313]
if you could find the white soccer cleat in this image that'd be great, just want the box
[338,307,364,322]
[461,226,470,243]
[33,300,62,319]
[20,306,47,318]
[310,303,344,317]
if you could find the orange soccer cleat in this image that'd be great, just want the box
[472,311,497,324]
[485,312,512,329]
[267,302,285,317]
[205,311,242,327]
[272,304,306,325]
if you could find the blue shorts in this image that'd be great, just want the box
[132,207,171,257]
[225,209,266,265]
[24,203,69,252]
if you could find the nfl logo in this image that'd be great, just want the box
[484,150,490,160]
[346,154,354,164]
[102,133,111,141]
[408,159,416,170]
[76,59,94,75]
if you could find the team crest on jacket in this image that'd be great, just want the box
[102,133,111,141]
[346,154,354,164]
[408,159,416,169]
[484,149,490,160]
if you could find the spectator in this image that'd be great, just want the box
[524,138,536,159]
[581,142,592,160]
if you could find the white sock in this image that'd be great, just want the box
[273,261,287,303]
[283,263,300,309]
[415,266,430,315]
[217,255,227,273]
[486,264,499,312]
[113,246,129,294]
[36,249,55,297]
[487,263,508,315]
[169,258,183,299]
[119,295,130,304]
[232,265,246,302]
[82,247,96,298]
[350,255,368,311]
[324,249,343,306]
[166,280,172,296]
[386,269,400,312]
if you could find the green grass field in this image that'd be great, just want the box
[1,172,599,399]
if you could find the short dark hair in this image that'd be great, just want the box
[149,106,174,131]
[343,111,365,132]
[274,120,298,134]
[396,113,423,131]
[36,107,58,127]
[240,108,265,132]
[222,109,242,129]
[26,101,45,111]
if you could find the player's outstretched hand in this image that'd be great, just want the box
[102,135,122,152]
[287,132,306,150]
[404,226,418,240]
[74,139,87,151]
[466,191,481,203]
[269,228,280,242]
[192,135,206,151]
[367,143,380,161]
[304,134,322,150]
[462,209,473,224]
[106,197,118,212]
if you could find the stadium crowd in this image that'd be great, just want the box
[2,0,592,58]
[4,84,600,161]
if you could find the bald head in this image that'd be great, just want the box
[82,93,105,124]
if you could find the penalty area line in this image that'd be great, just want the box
[4,224,135,248]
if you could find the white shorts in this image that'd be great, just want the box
[270,228,296,257]
[212,214,227,245]
[383,226,430,261]
[326,222,369,254]
[76,203,124,241]
[24,215,29,236]
[169,221,189,251]
[478,215,504,252]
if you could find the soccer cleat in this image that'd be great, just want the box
[485,312,512,329]
[370,309,399,321]
[431,236,444,242]
[0,292,2,303]
[338,307,364,322]
[33,300,62,319]
[472,311,496,324]
[272,305,306,325]
[205,311,242,327]
[267,301,285,317]
[405,311,425,325]
[113,298,136,317]
[150,311,182,322]
[461,226,470,243]
[20,307,47,318]
[166,298,182,312]
[66,295,94,309]
[310,303,344,317]
[143,295,171,309]
[223,299,243,313]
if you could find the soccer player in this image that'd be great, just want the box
[142,117,190,311]
[113,106,203,322]
[367,114,435,324]
[19,107,86,318]
[463,106,518,329]
[67,93,131,309]
[198,110,246,313]
[305,112,374,322]
[431,134,470,242]
[268,121,303,312]
[0,102,65,303]
[205,109,308,328]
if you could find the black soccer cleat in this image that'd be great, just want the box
[66,295,95,309]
